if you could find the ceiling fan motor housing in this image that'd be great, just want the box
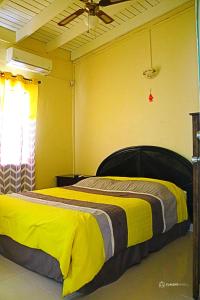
[86,2,99,15]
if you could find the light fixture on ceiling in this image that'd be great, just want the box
[84,14,99,31]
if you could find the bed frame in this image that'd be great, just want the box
[96,145,193,220]
[0,145,193,297]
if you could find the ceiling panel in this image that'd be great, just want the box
[0,0,191,59]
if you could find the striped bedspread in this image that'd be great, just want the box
[0,176,188,296]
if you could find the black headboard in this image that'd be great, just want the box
[96,146,193,220]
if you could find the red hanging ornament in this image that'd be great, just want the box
[148,90,154,102]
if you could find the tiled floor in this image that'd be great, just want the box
[0,233,193,300]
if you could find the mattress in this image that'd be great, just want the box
[0,176,189,297]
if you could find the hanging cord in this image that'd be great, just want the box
[142,28,157,79]
[87,14,90,33]
[149,29,153,69]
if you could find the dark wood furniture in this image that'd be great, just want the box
[190,113,200,300]
[97,145,193,219]
[56,174,88,187]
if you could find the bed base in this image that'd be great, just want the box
[0,220,190,295]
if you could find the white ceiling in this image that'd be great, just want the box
[0,0,191,60]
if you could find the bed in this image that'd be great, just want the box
[0,145,193,298]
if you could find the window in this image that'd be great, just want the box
[0,73,38,193]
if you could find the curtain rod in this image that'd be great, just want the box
[0,71,41,84]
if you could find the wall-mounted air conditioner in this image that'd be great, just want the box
[6,47,52,75]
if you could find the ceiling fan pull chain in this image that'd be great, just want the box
[87,14,90,32]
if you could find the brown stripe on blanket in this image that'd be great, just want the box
[20,191,128,255]
[65,186,164,236]
[72,177,177,233]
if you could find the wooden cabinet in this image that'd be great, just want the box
[56,175,88,187]
[190,112,200,300]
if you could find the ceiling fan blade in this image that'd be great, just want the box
[96,10,114,24]
[99,0,130,7]
[58,8,85,26]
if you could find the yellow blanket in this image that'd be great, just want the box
[0,177,188,296]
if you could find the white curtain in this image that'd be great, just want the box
[0,73,38,193]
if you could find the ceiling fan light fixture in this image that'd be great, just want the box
[84,15,99,29]
[57,0,130,27]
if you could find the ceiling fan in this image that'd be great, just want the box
[58,0,130,26]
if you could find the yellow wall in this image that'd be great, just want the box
[74,3,199,176]
[0,38,73,188]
